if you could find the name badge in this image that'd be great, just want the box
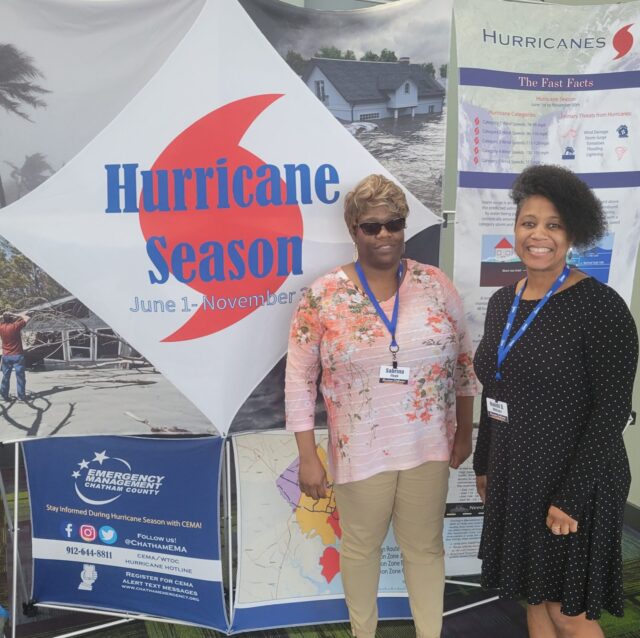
[379,365,410,384]
[487,398,509,423]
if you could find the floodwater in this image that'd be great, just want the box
[354,109,447,213]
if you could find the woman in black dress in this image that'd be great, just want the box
[473,165,638,638]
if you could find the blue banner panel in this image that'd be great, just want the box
[459,170,640,190]
[459,68,640,91]
[23,436,227,631]
[231,596,411,633]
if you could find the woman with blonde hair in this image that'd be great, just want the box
[285,174,476,638]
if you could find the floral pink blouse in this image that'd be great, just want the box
[285,259,477,485]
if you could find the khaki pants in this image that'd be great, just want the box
[334,461,449,638]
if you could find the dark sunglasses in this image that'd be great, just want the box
[357,217,406,236]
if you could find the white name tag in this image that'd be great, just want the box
[487,398,509,423]
[379,365,410,384]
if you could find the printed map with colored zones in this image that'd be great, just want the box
[276,446,341,583]
[235,433,349,605]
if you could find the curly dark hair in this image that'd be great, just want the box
[510,164,606,249]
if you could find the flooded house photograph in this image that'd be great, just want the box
[304,57,445,122]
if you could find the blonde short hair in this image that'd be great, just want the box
[343,174,409,231]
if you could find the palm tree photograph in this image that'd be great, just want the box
[0,43,49,207]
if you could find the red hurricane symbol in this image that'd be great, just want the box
[613,24,634,60]
[138,95,303,342]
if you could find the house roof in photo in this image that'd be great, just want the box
[304,57,445,104]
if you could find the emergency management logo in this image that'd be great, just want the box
[71,449,165,506]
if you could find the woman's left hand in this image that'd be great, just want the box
[449,432,472,469]
[546,505,578,535]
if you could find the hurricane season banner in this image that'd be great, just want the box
[0,0,441,440]
[23,436,226,630]
[453,0,640,344]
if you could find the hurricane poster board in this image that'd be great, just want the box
[23,435,227,630]
[0,0,441,441]
[231,431,481,633]
[453,0,640,344]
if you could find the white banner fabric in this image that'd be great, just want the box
[0,0,440,436]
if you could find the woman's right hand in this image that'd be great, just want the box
[299,454,328,500]
[476,475,487,503]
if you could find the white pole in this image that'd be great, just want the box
[220,437,228,617]
[35,618,132,638]
[443,595,501,616]
[12,443,20,638]
[226,438,234,621]
[36,603,210,629]
[444,579,483,588]
[0,463,28,602]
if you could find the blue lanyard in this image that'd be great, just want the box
[355,260,403,368]
[496,264,570,381]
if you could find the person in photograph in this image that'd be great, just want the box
[0,310,31,401]
[285,174,476,638]
[473,164,638,638]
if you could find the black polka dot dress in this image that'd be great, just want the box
[473,276,638,619]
